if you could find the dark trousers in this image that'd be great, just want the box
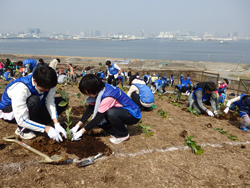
[108,75,117,86]
[131,92,152,111]
[4,96,67,125]
[98,108,140,138]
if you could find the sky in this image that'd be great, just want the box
[1,0,250,36]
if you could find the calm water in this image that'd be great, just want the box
[0,39,249,63]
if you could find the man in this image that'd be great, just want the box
[32,58,46,73]
[187,82,217,116]
[0,66,68,142]
[22,59,37,74]
[49,58,60,70]
[106,60,121,86]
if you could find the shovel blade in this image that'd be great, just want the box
[77,160,93,167]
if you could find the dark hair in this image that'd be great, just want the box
[56,58,60,63]
[187,74,189,77]
[79,74,105,95]
[129,75,137,86]
[224,78,229,85]
[17,61,23,66]
[33,66,57,89]
[105,61,111,66]
[39,58,43,63]
[181,86,187,93]
[204,82,216,92]
[242,95,250,104]
[69,63,72,66]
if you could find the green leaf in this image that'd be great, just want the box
[188,135,194,140]
[59,100,68,107]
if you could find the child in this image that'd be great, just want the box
[170,74,175,87]
[0,66,68,141]
[70,74,141,144]
[58,73,69,85]
[3,67,14,81]
[218,78,229,94]
[127,75,154,111]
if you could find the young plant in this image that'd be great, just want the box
[57,89,70,107]
[136,120,154,138]
[76,93,86,107]
[214,128,228,135]
[64,107,73,140]
[158,95,163,101]
[186,107,199,116]
[184,135,204,155]
[234,106,239,116]
[157,109,169,119]
[228,134,239,141]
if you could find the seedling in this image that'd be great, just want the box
[228,134,239,141]
[214,128,227,135]
[57,89,69,107]
[136,120,154,138]
[65,107,73,140]
[184,135,204,155]
[157,109,169,119]
[234,106,239,116]
[158,95,163,101]
[75,93,86,107]
[186,107,199,116]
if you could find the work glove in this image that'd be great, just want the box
[223,107,229,114]
[71,129,84,141]
[47,127,63,142]
[206,109,214,117]
[54,123,67,139]
[70,124,80,135]
[214,111,218,116]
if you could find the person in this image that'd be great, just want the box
[106,60,121,87]
[161,76,169,94]
[49,58,60,70]
[185,74,191,81]
[127,71,132,81]
[170,74,175,87]
[58,73,68,85]
[127,75,154,111]
[99,70,105,80]
[136,72,140,78]
[0,66,68,141]
[175,78,192,100]
[70,74,141,144]
[143,73,151,87]
[22,59,37,74]
[69,63,75,83]
[0,61,3,76]
[223,93,248,114]
[117,75,124,87]
[3,67,15,81]
[218,78,229,94]
[237,96,250,131]
[32,58,46,73]
[187,82,217,116]
[214,90,226,109]
[4,59,11,72]
[151,76,164,93]
[124,70,128,82]
[82,70,86,76]
[180,74,184,83]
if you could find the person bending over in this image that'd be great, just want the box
[0,66,68,142]
[127,75,154,111]
[187,82,217,116]
[70,74,141,144]
[106,60,121,87]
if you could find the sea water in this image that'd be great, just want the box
[0,38,249,64]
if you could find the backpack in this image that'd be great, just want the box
[192,82,207,91]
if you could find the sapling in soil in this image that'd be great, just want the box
[184,135,204,155]
[136,120,154,138]
[157,109,169,119]
[186,107,199,116]
[65,107,73,140]
[58,89,69,107]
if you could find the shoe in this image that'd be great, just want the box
[15,126,36,139]
[239,127,249,131]
[163,91,167,94]
[109,135,130,144]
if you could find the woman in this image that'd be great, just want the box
[70,74,141,144]
[127,75,154,111]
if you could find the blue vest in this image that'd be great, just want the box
[101,83,141,119]
[133,83,154,104]
[108,63,118,75]
[3,72,11,81]
[23,59,37,69]
[0,74,49,109]
[143,75,151,83]
[192,88,211,102]
[100,72,104,79]
[154,79,163,85]
[233,93,246,108]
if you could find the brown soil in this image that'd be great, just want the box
[1,78,250,187]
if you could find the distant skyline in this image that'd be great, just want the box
[1,0,250,36]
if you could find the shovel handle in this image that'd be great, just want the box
[92,153,103,162]
[3,135,53,162]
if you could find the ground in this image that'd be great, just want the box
[1,79,250,187]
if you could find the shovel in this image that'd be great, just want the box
[77,153,103,168]
[3,135,73,164]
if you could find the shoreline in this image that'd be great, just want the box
[1,53,250,80]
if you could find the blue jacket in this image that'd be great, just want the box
[0,74,49,109]
[101,83,141,119]
[100,72,104,79]
[192,88,211,102]
[133,83,154,104]
[238,94,249,117]
[108,63,118,75]
[3,72,11,81]
[23,59,37,70]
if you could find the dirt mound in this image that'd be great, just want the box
[30,134,112,159]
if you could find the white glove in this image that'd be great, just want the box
[47,127,63,142]
[71,129,84,141]
[70,124,80,135]
[223,107,229,114]
[214,111,218,115]
[54,123,67,139]
[206,109,214,117]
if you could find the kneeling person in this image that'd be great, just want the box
[0,66,68,142]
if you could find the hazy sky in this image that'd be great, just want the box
[1,0,250,36]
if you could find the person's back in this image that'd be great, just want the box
[49,58,60,70]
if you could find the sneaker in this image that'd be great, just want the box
[15,126,36,139]
[239,127,249,131]
[109,135,130,144]
[163,91,167,94]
